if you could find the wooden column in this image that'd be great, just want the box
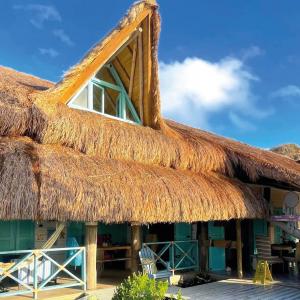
[236,220,243,279]
[131,224,142,273]
[268,222,275,244]
[85,222,98,290]
[199,222,208,272]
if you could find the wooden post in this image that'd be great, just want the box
[131,223,142,273]
[268,222,275,244]
[236,220,243,279]
[85,222,98,290]
[137,31,144,124]
[199,222,208,272]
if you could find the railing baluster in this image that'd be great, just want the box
[172,241,175,276]
[33,252,38,300]
[82,247,87,291]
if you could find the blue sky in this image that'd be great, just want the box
[1,0,300,148]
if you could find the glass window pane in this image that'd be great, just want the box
[72,86,88,108]
[93,84,103,113]
[126,104,136,122]
[104,89,118,117]
[95,68,116,86]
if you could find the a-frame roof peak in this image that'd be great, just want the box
[39,1,163,128]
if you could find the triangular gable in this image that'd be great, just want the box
[43,0,162,128]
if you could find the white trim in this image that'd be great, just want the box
[87,82,93,110]
[69,105,137,125]
[68,78,139,125]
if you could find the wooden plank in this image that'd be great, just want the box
[142,14,152,126]
[113,57,130,87]
[138,31,144,124]
[268,222,275,244]
[60,8,152,104]
[97,246,131,251]
[129,39,138,99]
[97,258,131,263]
[85,222,98,290]
[236,220,243,279]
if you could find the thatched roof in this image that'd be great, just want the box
[0,136,267,222]
[0,0,299,222]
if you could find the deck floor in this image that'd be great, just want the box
[168,279,300,300]
[2,271,300,300]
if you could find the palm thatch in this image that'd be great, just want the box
[0,137,267,222]
[0,0,299,222]
[0,66,52,136]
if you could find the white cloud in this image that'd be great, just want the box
[160,56,266,130]
[241,46,264,61]
[53,29,74,47]
[13,4,61,29]
[39,48,59,58]
[272,85,300,98]
[229,112,256,131]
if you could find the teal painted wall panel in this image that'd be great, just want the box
[0,222,15,251]
[174,223,196,269]
[98,223,129,245]
[273,209,283,244]
[0,221,35,251]
[16,221,35,250]
[174,223,192,241]
[253,219,268,254]
[67,222,85,245]
[208,222,225,271]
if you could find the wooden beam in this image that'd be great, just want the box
[129,39,138,99]
[199,222,208,272]
[113,57,130,86]
[85,222,98,290]
[59,8,152,104]
[236,220,243,279]
[127,44,133,55]
[137,31,144,124]
[142,14,152,126]
[131,224,142,273]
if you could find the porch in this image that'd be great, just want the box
[2,270,300,300]
[167,278,300,300]
[0,184,299,299]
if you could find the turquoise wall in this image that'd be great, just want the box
[253,219,268,254]
[0,221,35,251]
[208,222,225,271]
[98,223,129,244]
[67,222,130,246]
[67,222,85,245]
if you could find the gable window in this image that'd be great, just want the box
[68,64,141,124]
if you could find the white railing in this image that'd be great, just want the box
[0,247,86,299]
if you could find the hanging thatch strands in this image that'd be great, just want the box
[0,0,299,223]
[0,136,267,222]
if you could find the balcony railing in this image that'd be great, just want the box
[0,247,86,299]
[142,240,199,275]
